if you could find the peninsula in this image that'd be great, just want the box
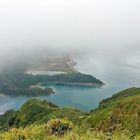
[0,54,104,96]
[25,54,104,86]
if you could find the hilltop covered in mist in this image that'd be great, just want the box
[0,0,140,73]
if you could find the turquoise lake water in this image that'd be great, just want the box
[0,56,140,114]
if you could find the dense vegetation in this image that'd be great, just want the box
[0,87,140,139]
[85,88,140,134]
[0,69,103,96]
[37,73,104,84]
[0,99,84,130]
[1,87,54,96]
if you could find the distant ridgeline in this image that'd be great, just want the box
[0,87,140,139]
[0,69,104,96]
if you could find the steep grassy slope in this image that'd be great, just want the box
[84,87,140,135]
[1,87,140,140]
[0,99,85,130]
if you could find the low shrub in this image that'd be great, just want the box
[45,118,74,136]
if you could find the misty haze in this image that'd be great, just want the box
[0,0,140,140]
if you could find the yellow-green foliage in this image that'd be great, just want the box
[45,118,74,135]
[0,123,136,140]
[84,89,140,135]
[0,125,45,140]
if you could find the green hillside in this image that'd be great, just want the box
[85,88,140,135]
[0,87,140,140]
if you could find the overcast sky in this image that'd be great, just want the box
[0,0,140,69]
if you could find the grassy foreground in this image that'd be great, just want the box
[0,87,140,139]
[0,124,133,140]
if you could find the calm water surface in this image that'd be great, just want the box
[1,56,140,113]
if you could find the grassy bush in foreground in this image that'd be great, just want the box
[45,118,74,136]
[0,123,135,140]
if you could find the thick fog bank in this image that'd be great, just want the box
[0,0,140,71]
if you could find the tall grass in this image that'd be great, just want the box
[0,124,135,140]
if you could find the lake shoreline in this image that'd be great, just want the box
[40,82,105,87]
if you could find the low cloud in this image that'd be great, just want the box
[0,0,140,70]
